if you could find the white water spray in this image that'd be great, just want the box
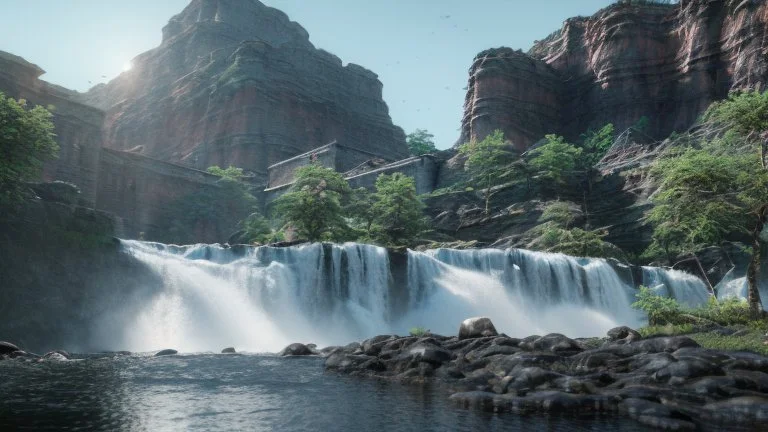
[113,241,712,352]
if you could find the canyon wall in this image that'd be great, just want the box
[0,51,103,206]
[84,0,409,183]
[461,0,768,148]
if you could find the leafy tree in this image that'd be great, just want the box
[539,200,576,228]
[241,212,275,244]
[206,165,245,181]
[0,92,58,208]
[370,173,427,247]
[631,286,681,326]
[528,134,582,187]
[272,163,351,242]
[346,187,378,239]
[579,123,615,168]
[459,130,517,215]
[406,129,437,156]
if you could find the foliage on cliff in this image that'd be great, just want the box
[272,163,351,242]
[406,129,437,156]
[0,92,58,209]
[367,173,427,247]
[459,130,517,214]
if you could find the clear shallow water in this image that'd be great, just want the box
[0,354,652,431]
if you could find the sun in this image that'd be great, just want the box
[122,61,133,72]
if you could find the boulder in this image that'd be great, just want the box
[29,181,81,205]
[606,326,642,342]
[221,347,236,354]
[0,341,21,355]
[43,352,68,361]
[458,317,498,340]
[278,343,314,356]
[154,349,178,356]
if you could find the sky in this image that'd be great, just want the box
[0,0,617,149]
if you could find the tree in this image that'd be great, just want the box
[346,187,378,239]
[528,134,582,187]
[0,92,58,208]
[272,163,351,242]
[207,165,245,181]
[406,129,437,156]
[579,123,615,169]
[459,130,517,215]
[370,173,427,247]
[241,212,275,244]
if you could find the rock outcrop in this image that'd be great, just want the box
[85,0,409,182]
[325,320,768,431]
[460,0,768,148]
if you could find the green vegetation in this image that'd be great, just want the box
[0,92,58,208]
[409,327,429,337]
[458,130,516,215]
[645,90,768,314]
[206,165,246,181]
[272,163,351,242]
[528,135,582,188]
[631,286,683,326]
[368,173,427,247]
[579,124,615,168]
[406,129,437,156]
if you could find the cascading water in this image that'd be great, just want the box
[641,266,711,308]
[114,240,713,353]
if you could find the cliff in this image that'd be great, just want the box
[460,0,768,148]
[0,51,104,206]
[84,0,409,182]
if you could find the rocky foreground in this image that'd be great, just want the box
[284,318,768,431]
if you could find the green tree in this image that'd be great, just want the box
[459,130,517,215]
[579,123,615,168]
[207,165,245,181]
[241,212,275,244]
[528,134,582,187]
[346,187,378,239]
[369,173,427,247]
[0,92,58,208]
[406,129,437,156]
[272,163,351,242]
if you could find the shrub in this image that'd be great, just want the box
[409,327,429,337]
[631,286,682,325]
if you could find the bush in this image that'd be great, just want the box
[409,327,429,337]
[632,286,682,325]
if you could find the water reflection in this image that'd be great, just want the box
[1,354,652,431]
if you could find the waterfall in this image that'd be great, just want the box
[641,266,711,308]
[112,240,714,353]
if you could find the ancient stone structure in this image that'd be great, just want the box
[84,0,409,183]
[461,0,768,148]
[0,51,103,206]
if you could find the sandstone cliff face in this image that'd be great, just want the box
[461,0,768,148]
[0,51,103,206]
[85,0,408,181]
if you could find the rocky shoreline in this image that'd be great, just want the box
[290,318,768,431]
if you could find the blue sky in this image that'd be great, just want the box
[1,0,616,148]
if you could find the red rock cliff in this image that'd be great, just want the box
[461,0,768,148]
[85,0,408,181]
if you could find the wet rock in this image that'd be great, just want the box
[522,333,583,355]
[278,343,314,356]
[606,326,641,343]
[361,335,396,356]
[221,347,236,354]
[458,317,498,340]
[0,341,21,355]
[701,396,768,423]
[154,349,178,356]
[620,398,695,430]
[325,353,384,373]
[43,352,68,361]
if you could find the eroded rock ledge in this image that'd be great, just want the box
[315,318,768,430]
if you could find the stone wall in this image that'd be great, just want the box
[96,148,223,240]
[346,156,440,196]
[0,51,103,206]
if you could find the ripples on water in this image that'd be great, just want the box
[0,354,651,431]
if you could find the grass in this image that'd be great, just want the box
[638,321,768,355]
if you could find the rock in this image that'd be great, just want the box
[522,333,583,355]
[154,349,178,356]
[361,335,396,356]
[221,347,236,354]
[458,317,498,340]
[43,352,68,361]
[29,181,81,205]
[84,0,410,186]
[0,341,21,355]
[607,326,642,342]
[278,343,314,356]
[620,398,696,430]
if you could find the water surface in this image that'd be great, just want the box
[0,354,652,431]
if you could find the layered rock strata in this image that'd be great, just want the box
[461,0,768,148]
[85,0,409,182]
